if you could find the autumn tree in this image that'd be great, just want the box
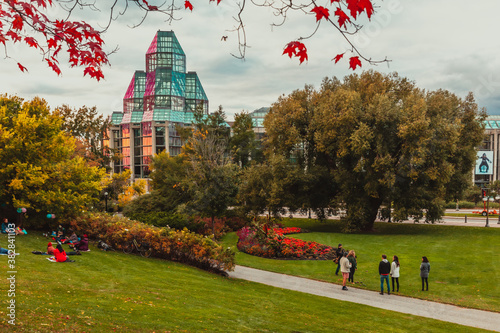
[264,85,337,218]
[230,111,259,167]
[183,130,238,234]
[266,71,486,231]
[0,94,106,221]
[55,104,115,169]
[0,0,386,78]
[237,155,302,219]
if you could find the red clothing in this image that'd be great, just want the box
[53,248,68,262]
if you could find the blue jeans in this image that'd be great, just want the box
[380,275,390,293]
[0,247,9,255]
[335,263,341,274]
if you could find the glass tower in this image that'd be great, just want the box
[109,31,209,178]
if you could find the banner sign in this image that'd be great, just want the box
[476,151,494,175]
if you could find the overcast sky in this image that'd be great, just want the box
[1,0,499,120]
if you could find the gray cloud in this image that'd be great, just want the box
[1,1,499,119]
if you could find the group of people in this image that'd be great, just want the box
[334,244,431,294]
[1,217,26,235]
[33,227,89,262]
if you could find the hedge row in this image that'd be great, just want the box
[444,201,500,209]
[70,213,235,274]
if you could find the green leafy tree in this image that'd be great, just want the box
[238,155,301,219]
[177,104,230,154]
[265,71,485,231]
[148,152,191,211]
[183,130,238,233]
[230,111,258,168]
[264,84,337,218]
[0,95,106,220]
[314,71,486,230]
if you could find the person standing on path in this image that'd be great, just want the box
[335,244,344,276]
[379,254,391,295]
[347,250,357,283]
[420,256,430,291]
[390,255,400,293]
[339,252,351,291]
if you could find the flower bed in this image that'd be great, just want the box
[237,226,334,260]
[273,227,302,235]
[70,213,235,274]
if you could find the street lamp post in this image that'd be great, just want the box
[104,192,108,213]
[496,195,500,224]
[483,197,491,228]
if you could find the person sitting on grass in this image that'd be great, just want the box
[53,244,75,262]
[71,234,89,252]
[64,229,79,244]
[15,225,27,235]
[47,242,55,255]
[1,218,8,234]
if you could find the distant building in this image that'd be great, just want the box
[249,107,269,141]
[105,31,209,179]
[475,116,500,186]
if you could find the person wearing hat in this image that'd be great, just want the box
[47,242,55,255]
[71,234,89,252]
[335,244,344,275]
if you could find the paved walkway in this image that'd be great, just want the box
[228,265,500,332]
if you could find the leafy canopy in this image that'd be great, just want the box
[0,94,106,220]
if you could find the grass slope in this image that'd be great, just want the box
[0,232,489,332]
[221,219,500,312]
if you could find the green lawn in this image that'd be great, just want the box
[0,232,489,332]
[221,219,500,312]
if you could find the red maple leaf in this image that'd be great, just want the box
[84,67,104,81]
[334,8,350,29]
[346,0,361,19]
[358,0,374,19]
[6,31,21,43]
[283,41,298,58]
[46,59,61,75]
[349,56,362,70]
[297,49,308,64]
[330,0,341,2]
[24,37,38,48]
[12,15,23,31]
[47,38,58,49]
[332,53,344,64]
[311,6,330,22]
[283,41,308,64]
[17,62,28,72]
[184,0,193,11]
[33,0,49,8]
[20,2,35,17]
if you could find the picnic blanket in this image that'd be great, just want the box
[46,257,75,263]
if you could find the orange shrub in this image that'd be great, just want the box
[70,213,235,273]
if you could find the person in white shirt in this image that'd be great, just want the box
[339,252,352,291]
[390,255,400,293]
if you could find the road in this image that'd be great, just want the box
[287,209,500,228]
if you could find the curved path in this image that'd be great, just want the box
[228,265,500,332]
